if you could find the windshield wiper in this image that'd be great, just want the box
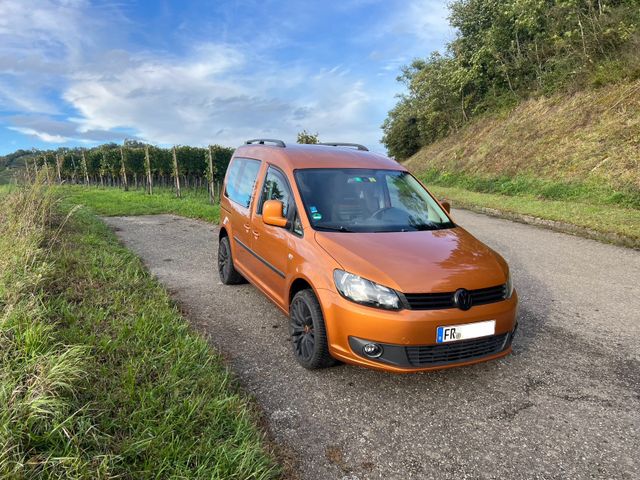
[414,222,455,231]
[315,225,354,232]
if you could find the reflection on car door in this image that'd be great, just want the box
[223,157,262,272]
[250,165,294,307]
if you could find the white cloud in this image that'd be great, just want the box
[7,114,127,143]
[0,0,117,114]
[63,43,387,149]
[396,0,453,43]
[8,126,68,143]
[0,79,59,113]
[0,0,91,53]
[0,0,393,151]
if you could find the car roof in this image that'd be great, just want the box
[233,143,405,172]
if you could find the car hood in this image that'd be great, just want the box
[314,227,507,293]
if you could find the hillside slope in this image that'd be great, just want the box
[405,80,640,191]
[0,149,30,184]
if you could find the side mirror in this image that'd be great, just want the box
[440,199,451,214]
[263,200,288,227]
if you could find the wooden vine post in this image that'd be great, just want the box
[25,159,33,183]
[172,146,181,198]
[120,147,129,191]
[44,156,51,184]
[70,154,77,184]
[207,145,216,204]
[144,145,153,195]
[100,151,106,187]
[81,150,90,186]
[55,154,62,184]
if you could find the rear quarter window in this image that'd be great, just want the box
[224,158,261,208]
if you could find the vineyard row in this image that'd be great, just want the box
[25,143,234,200]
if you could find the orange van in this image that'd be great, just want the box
[218,139,518,372]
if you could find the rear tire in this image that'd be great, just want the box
[218,235,245,285]
[289,289,336,369]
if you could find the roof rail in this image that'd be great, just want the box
[245,138,286,148]
[318,142,369,151]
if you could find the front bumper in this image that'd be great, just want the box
[316,288,518,373]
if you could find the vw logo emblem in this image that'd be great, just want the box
[454,288,472,311]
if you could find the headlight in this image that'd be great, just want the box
[504,270,514,299]
[333,269,401,310]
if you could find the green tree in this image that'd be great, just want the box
[381,0,640,160]
[381,99,421,160]
[297,130,319,144]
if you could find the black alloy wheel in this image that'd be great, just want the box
[289,289,336,369]
[218,236,245,285]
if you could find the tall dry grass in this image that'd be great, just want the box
[1,178,279,479]
[0,180,89,477]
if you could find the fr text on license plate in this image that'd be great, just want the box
[436,320,495,343]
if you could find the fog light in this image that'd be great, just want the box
[362,343,383,358]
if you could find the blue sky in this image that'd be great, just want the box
[0,0,453,155]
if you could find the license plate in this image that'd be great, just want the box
[436,320,495,343]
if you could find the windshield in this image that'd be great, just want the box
[294,169,454,233]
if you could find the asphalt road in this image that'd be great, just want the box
[103,210,640,480]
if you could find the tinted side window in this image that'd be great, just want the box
[224,158,261,208]
[258,167,292,216]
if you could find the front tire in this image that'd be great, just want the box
[289,289,336,369]
[218,236,245,285]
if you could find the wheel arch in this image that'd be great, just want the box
[288,277,315,308]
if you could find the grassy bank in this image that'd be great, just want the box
[0,184,278,478]
[420,170,640,210]
[58,185,220,223]
[0,167,17,185]
[426,182,640,247]
[406,80,640,191]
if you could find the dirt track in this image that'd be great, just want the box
[104,210,640,480]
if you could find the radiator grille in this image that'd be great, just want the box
[403,284,505,310]
[406,333,508,367]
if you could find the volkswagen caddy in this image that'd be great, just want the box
[218,139,518,372]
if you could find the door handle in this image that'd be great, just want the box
[252,230,260,239]
[243,223,251,232]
